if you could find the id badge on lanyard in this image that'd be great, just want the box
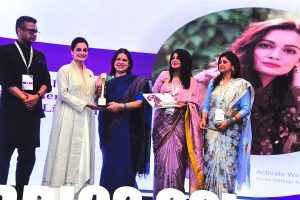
[15,41,34,91]
[165,107,175,115]
[22,74,33,90]
[214,108,225,121]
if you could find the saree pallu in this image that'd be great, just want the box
[204,78,254,199]
[98,74,151,196]
[152,103,204,200]
[185,103,204,190]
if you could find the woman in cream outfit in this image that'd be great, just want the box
[42,37,99,199]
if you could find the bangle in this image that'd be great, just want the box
[227,118,235,126]
[124,103,127,110]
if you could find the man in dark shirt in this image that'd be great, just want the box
[0,16,52,200]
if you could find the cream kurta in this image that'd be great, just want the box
[42,61,95,194]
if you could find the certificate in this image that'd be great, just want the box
[143,93,179,108]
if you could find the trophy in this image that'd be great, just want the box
[97,73,107,107]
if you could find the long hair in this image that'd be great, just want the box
[110,48,133,75]
[169,49,192,89]
[213,51,241,90]
[230,19,300,94]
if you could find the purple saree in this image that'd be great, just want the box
[152,71,205,199]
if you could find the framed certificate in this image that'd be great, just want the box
[143,93,180,108]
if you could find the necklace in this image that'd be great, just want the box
[171,78,182,96]
[218,78,233,108]
[220,78,233,86]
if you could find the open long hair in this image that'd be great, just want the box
[229,19,300,96]
[169,49,192,89]
[213,51,241,90]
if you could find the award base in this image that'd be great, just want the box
[97,98,107,107]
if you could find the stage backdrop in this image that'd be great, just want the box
[153,7,300,199]
[1,0,300,199]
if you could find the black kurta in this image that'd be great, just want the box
[0,41,52,147]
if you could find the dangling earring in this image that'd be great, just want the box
[294,65,300,73]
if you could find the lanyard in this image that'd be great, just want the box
[171,78,181,96]
[218,79,233,108]
[14,41,33,74]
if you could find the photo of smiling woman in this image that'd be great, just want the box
[229,19,300,155]
[42,37,99,199]
[196,19,300,155]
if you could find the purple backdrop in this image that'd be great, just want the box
[0,37,156,78]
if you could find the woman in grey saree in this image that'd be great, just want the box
[200,51,254,199]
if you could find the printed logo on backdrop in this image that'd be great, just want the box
[42,72,58,113]
[0,73,57,113]
[43,72,100,114]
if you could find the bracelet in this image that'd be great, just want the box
[227,118,235,126]
[124,103,127,110]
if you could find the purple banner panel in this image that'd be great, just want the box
[0,37,156,79]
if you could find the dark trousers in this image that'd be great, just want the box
[0,146,36,200]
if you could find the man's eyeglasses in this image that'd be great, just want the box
[21,28,41,36]
[75,48,88,52]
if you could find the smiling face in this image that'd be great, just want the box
[218,56,234,76]
[114,53,130,76]
[71,42,88,63]
[171,53,182,70]
[253,29,300,78]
